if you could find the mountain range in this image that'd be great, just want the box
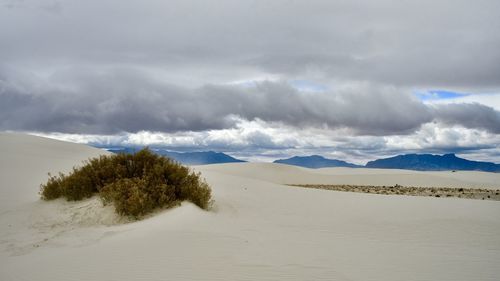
[103,147,244,165]
[273,155,361,169]
[274,154,499,172]
[155,150,245,165]
[102,147,499,172]
[366,153,500,172]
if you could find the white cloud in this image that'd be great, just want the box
[30,120,500,164]
[385,123,500,152]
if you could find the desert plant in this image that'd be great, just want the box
[41,172,65,200]
[40,148,212,218]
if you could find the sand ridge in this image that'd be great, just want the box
[196,162,500,189]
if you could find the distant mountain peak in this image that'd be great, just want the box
[288,155,324,160]
[274,155,360,169]
[154,150,246,165]
[104,147,245,165]
[366,153,499,172]
[308,155,325,159]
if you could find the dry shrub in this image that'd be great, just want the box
[40,148,212,218]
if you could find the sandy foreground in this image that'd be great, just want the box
[1,133,500,281]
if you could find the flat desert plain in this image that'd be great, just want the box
[1,133,500,281]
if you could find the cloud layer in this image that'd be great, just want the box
[2,67,499,135]
[1,0,500,161]
[2,0,500,88]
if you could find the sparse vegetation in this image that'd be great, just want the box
[290,184,500,201]
[40,148,212,218]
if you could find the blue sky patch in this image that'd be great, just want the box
[414,90,470,101]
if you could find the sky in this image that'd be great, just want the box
[1,0,500,164]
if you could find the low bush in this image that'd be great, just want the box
[40,148,212,218]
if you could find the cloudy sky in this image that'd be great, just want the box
[1,0,500,163]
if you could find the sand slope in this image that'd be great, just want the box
[0,133,112,210]
[1,134,500,281]
[197,162,500,189]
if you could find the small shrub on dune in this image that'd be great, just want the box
[100,177,173,217]
[41,173,65,200]
[177,173,212,210]
[40,148,212,219]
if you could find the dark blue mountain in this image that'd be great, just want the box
[366,153,500,172]
[104,147,139,154]
[155,150,245,165]
[103,147,245,165]
[273,155,361,169]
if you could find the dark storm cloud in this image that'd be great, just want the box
[0,68,235,133]
[1,68,499,135]
[1,0,500,140]
[432,103,500,133]
[1,0,500,89]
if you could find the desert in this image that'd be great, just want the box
[1,133,499,281]
[3,1,500,280]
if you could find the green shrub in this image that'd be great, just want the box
[40,148,212,218]
[41,172,65,200]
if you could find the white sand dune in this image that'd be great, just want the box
[197,162,500,189]
[1,133,500,281]
[0,133,112,211]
